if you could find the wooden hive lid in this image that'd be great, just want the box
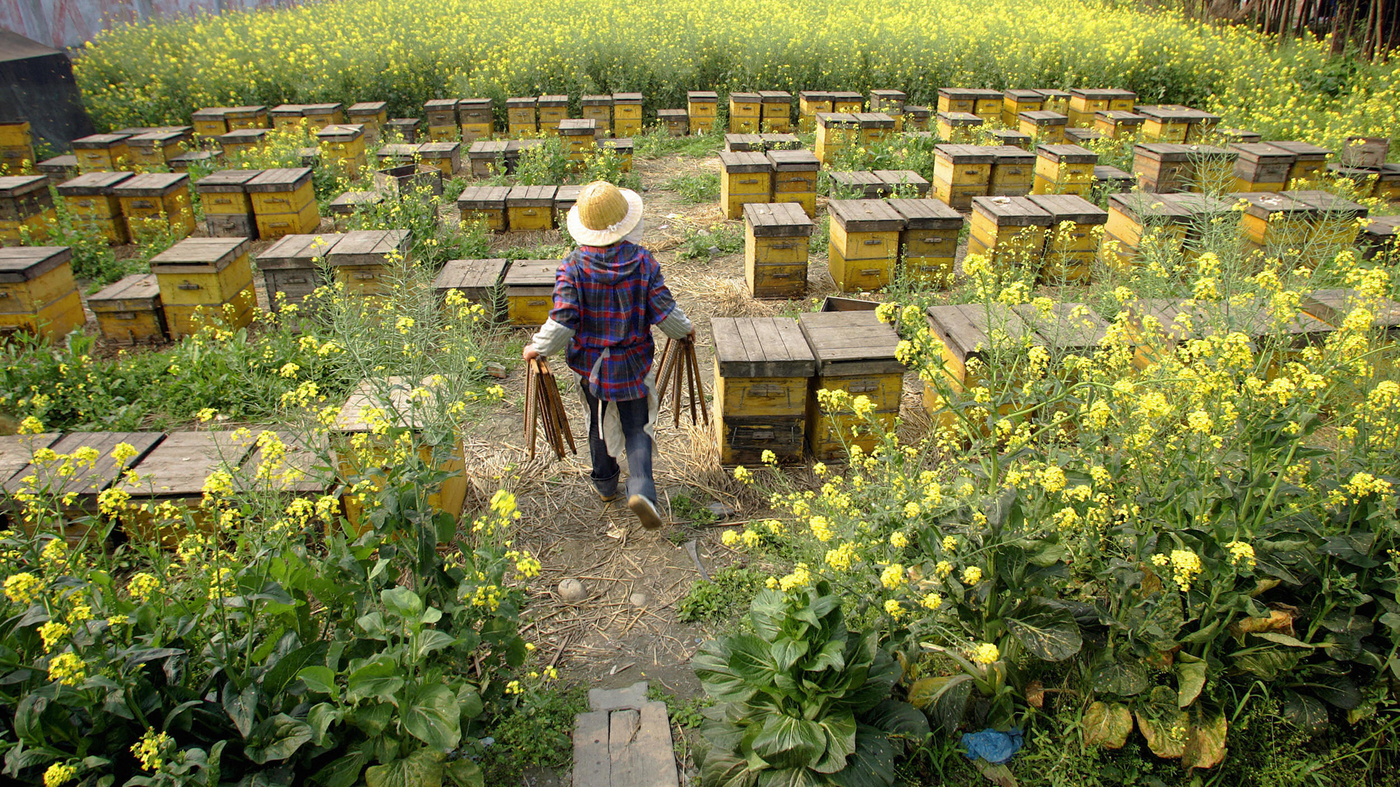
[467,140,510,156]
[385,117,419,128]
[903,131,936,140]
[537,95,569,105]
[57,171,134,196]
[1,431,163,496]
[872,169,929,188]
[828,170,883,196]
[1230,191,1314,219]
[827,198,905,231]
[687,91,719,101]
[349,101,388,113]
[89,272,161,311]
[1168,192,1234,219]
[116,430,255,497]
[333,377,446,433]
[377,143,422,159]
[505,96,537,107]
[712,316,815,378]
[1362,216,1400,238]
[1136,104,1192,120]
[456,185,511,208]
[1302,288,1400,330]
[0,174,50,197]
[269,104,308,115]
[503,260,560,287]
[0,246,72,282]
[1094,164,1135,182]
[580,95,613,105]
[1027,194,1108,224]
[0,432,62,487]
[925,303,1036,365]
[424,99,459,111]
[937,111,983,125]
[234,429,332,494]
[316,124,364,141]
[257,233,342,270]
[1011,301,1109,351]
[760,133,801,149]
[968,88,1005,99]
[302,103,343,115]
[167,151,213,166]
[1096,110,1144,122]
[798,310,904,376]
[1134,142,1194,161]
[887,198,963,230]
[1281,189,1368,220]
[557,118,597,135]
[903,105,931,116]
[938,87,979,100]
[1018,110,1068,124]
[506,184,557,206]
[934,144,996,164]
[1036,144,1096,164]
[458,97,492,109]
[799,90,835,100]
[71,133,131,148]
[719,151,771,173]
[1124,298,1290,343]
[990,129,1032,144]
[1179,108,1221,122]
[1230,142,1294,162]
[656,109,687,119]
[758,90,792,102]
[602,138,633,151]
[1102,88,1138,99]
[853,112,895,128]
[612,92,643,103]
[192,107,234,120]
[328,190,383,214]
[871,89,906,99]
[989,145,1035,164]
[971,195,1053,226]
[225,105,267,118]
[830,91,864,101]
[326,229,411,266]
[554,184,582,206]
[743,202,814,237]
[1108,191,1196,222]
[1070,87,1118,100]
[1002,89,1044,101]
[729,92,761,102]
[219,128,267,143]
[37,154,80,171]
[128,130,185,144]
[815,112,858,127]
[1186,144,1237,161]
[417,141,460,155]
[245,167,313,192]
[434,258,510,292]
[150,237,251,273]
[1035,88,1071,98]
[111,172,190,196]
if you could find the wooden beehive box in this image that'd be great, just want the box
[196,169,260,239]
[719,151,772,220]
[1033,144,1096,196]
[1124,298,1316,368]
[798,91,834,132]
[1266,141,1331,184]
[601,137,634,171]
[1340,136,1389,169]
[57,171,132,244]
[1234,191,1320,252]
[433,258,510,321]
[149,237,256,337]
[1189,145,1241,192]
[167,150,213,172]
[937,88,978,115]
[0,246,81,340]
[1017,111,1067,145]
[921,303,1036,424]
[503,259,559,326]
[1032,89,1068,114]
[36,155,79,186]
[1012,301,1111,362]
[1132,143,1196,193]
[1068,89,1116,127]
[232,429,333,499]
[1104,88,1137,113]
[814,112,858,164]
[1374,164,1400,202]
[1220,129,1263,144]
[0,120,31,176]
[798,310,905,460]
[967,89,1003,124]
[268,104,308,130]
[902,105,931,131]
[0,175,54,244]
[872,170,930,198]
[888,198,962,287]
[830,91,863,114]
[932,144,995,210]
[457,185,509,232]
[827,170,883,199]
[466,140,509,178]
[612,93,644,137]
[113,173,195,239]
[1138,105,1193,143]
[767,149,819,218]
[348,101,389,142]
[257,232,339,309]
[1094,110,1144,139]
[2,431,163,541]
[89,272,166,344]
[758,91,793,133]
[1028,194,1108,282]
[580,95,613,135]
[870,89,906,115]
[458,98,494,142]
[1282,189,1368,247]
[729,92,762,133]
[968,195,1052,264]
[72,134,130,172]
[126,131,185,169]
[302,103,345,129]
[743,202,813,299]
[218,128,267,158]
[559,118,598,166]
[1230,143,1294,192]
[224,105,269,131]
[1328,164,1379,197]
[424,99,460,141]
[417,141,461,177]
[989,145,1036,197]
[936,111,983,143]
[1178,108,1220,141]
[1359,216,1400,259]
[506,185,557,232]
[1099,192,1195,267]
[711,316,816,465]
[506,97,537,136]
[990,128,1032,150]
[192,107,233,137]
[328,191,384,224]
[1302,288,1400,340]
[1001,90,1045,126]
[246,167,319,240]
[0,432,61,505]
[854,113,895,145]
[537,95,569,134]
[553,184,581,225]
[326,229,410,296]
[657,109,688,137]
[687,91,718,134]
[117,431,255,544]
[317,124,367,176]
[385,117,421,142]
[1094,165,1135,194]
[827,199,904,292]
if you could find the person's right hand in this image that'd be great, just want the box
[523,346,540,362]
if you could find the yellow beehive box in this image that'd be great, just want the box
[1280,189,1368,249]
[798,91,834,132]
[921,303,1038,426]
[719,151,773,220]
[937,88,977,115]
[711,316,815,465]
[990,128,1033,150]
[57,171,133,244]
[327,229,411,297]
[1302,288,1400,339]
[870,89,906,116]
[148,237,256,338]
[987,145,1036,197]
[657,109,688,137]
[196,169,261,239]
[506,97,538,136]
[1374,164,1400,203]
[504,259,559,326]
[507,185,557,232]
[936,111,983,143]
[1028,194,1108,282]
[218,128,267,159]
[1032,144,1097,196]
[1104,88,1137,113]
[1036,89,1071,115]
[969,89,1004,125]
[759,91,793,133]
[1001,90,1044,126]
[416,141,461,177]
[968,195,1052,264]
[1267,141,1331,184]
[302,103,344,129]
[268,104,308,130]
[889,198,961,287]
[0,121,33,174]
[191,107,233,137]
[1067,88,1115,127]
[855,112,895,146]
[424,99,460,141]
[613,93,644,138]
[457,186,509,232]
[1138,105,1192,143]
[317,124,368,177]
[224,105,269,130]
[581,95,613,136]
[1094,110,1145,140]
[256,232,338,308]
[0,175,54,244]
[72,134,131,172]
[1099,192,1211,269]
[824,91,858,114]
[0,246,82,340]
[559,119,598,168]
[246,167,319,240]
[729,92,762,133]
[798,310,906,461]
[767,149,820,218]
[537,95,569,135]
[89,272,167,345]
[687,91,718,134]
[814,112,858,165]
[125,131,185,169]
[458,98,494,142]
[902,105,931,131]
[932,144,995,210]
[113,173,195,239]
[1018,111,1067,145]
[743,202,813,299]
[348,102,388,142]
[116,431,255,544]
[827,199,904,292]
[3,431,164,542]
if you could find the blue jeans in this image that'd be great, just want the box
[580,380,656,504]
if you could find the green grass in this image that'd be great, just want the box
[662,172,721,204]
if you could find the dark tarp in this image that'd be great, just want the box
[0,29,95,154]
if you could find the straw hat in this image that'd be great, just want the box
[566,181,643,246]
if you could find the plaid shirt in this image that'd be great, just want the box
[549,241,679,401]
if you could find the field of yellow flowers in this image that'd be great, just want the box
[76,0,1399,155]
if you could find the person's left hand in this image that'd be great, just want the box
[523,346,540,362]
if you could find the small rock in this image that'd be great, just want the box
[629,592,650,608]
[485,362,508,379]
[558,578,587,602]
[697,228,710,236]
[706,501,739,519]
[707,245,720,256]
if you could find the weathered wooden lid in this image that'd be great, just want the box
[1036,144,1096,164]
[503,260,560,287]
[0,246,72,282]
[326,229,410,266]
[385,117,420,129]
[887,198,962,230]
[457,186,511,209]
[990,129,1032,145]
[1137,105,1193,120]
[537,95,569,106]
[117,431,254,497]
[828,170,883,197]
[873,170,929,190]
[602,138,633,152]
[744,202,814,237]
[467,140,510,157]
[1003,89,1044,101]
[729,92,761,103]
[937,111,983,126]
[220,128,268,143]
[417,141,460,156]
[828,199,904,231]
[1231,191,1314,220]
[712,316,815,378]
[2,431,162,496]
[719,151,771,173]
[871,89,906,101]
[245,167,313,192]
[316,124,364,142]
[557,118,597,135]
[0,174,51,197]
[938,88,979,101]
[349,101,388,113]
[1169,192,1234,220]
[1108,191,1196,222]
[830,91,864,102]
[972,195,1053,227]
[434,258,510,292]
[554,185,582,208]
[128,130,185,145]
[1230,142,1294,163]
[458,98,492,109]
[853,112,895,128]
[328,190,383,215]
[1283,189,1368,220]
[167,150,214,167]
[1011,302,1109,352]
[1362,216,1400,238]
[925,303,1036,365]
[1070,88,1118,100]
[192,107,234,120]
[0,433,61,486]
[72,133,130,149]
[89,272,160,310]
[656,109,687,119]
[507,185,557,206]
[798,310,905,376]
[1302,288,1400,330]
[799,91,835,101]
[612,92,643,104]
[1134,142,1195,162]
[36,154,79,172]
[580,95,613,106]
[725,134,762,152]
[57,171,134,196]
[377,143,422,161]
[765,149,819,172]
[1035,89,1071,99]
[150,237,250,272]
[333,377,445,433]
[687,91,719,102]
[989,145,1035,165]
[934,144,996,164]
[302,103,343,115]
[968,88,1004,100]
[225,105,267,118]
[815,112,858,128]
[1096,110,1144,123]
[113,172,190,196]
[1102,88,1138,100]
[506,97,537,107]
[258,233,342,270]
[902,105,931,117]
[1018,110,1068,126]
[235,429,331,493]
[1094,164,1135,183]
[424,99,459,111]
[758,90,792,103]
[269,104,309,116]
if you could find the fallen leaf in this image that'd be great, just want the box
[1181,712,1227,771]
[1083,701,1133,748]
[1026,680,1044,709]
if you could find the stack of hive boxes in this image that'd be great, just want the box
[57,172,132,244]
[0,176,55,244]
[0,246,83,340]
[148,237,256,339]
